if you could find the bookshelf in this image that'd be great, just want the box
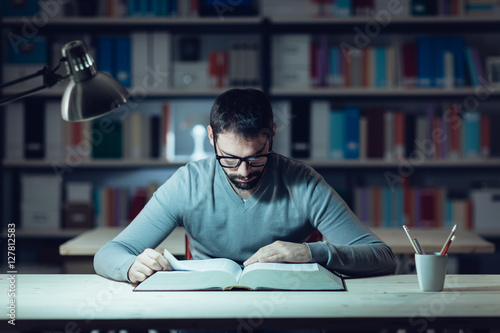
[2,0,500,272]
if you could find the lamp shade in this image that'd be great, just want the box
[61,40,130,122]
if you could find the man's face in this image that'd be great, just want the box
[214,132,271,191]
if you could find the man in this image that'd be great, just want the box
[94,88,397,283]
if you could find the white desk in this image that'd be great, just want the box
[1,274,499,331]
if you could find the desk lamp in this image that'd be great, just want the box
[0,40,130,121]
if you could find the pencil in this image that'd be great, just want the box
[440,224,457,255]
[414,238,425,255]
[403,225,419,254]
[441,235,455,255]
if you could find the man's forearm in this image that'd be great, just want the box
[307,241,397,277]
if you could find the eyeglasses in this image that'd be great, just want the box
[214,137,273,168]
[216,151,273,168]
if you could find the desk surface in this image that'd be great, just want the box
[59,226,495,256]
[1,274,499,331]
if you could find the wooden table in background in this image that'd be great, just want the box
[59,227,494,273]
[59,226,186,273]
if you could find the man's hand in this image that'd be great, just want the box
[128,248,172,283]
[243,241,311,266]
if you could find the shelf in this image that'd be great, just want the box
[2,87,260,99]
[300,158,500,168]
[0,16,263,26]
[4,15,500,27]
[2,159,187,168]
[269,16,500,25]
[270,87,500,98]
[0,228,88,239]
[4,158,500,169]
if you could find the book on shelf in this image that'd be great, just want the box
[291,100,311,158]
[310,100,331,160]
[272,34,311,89]
[4,102,24,160]
[131,31,172,92]
[24,100,45,159]
[471,188,500,233]
[134,249,345,291]
[64,182,94,230]
[20,174,62,231]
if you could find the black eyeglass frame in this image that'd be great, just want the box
[214,136,274,169]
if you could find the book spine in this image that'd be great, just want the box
[343,107,360,159]
[116,36,131,87]
[291,100,311,158]
[4,103,25,160]
[310,100,331,160]
[329,110,344,159]
[24,100,45,159]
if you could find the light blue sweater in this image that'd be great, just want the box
[94,154,397,281]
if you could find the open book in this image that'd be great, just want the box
[134,249,345,291]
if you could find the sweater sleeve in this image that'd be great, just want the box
[303,169,397,277]
[93,168,186,282]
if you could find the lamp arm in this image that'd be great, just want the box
[0,58,68,107]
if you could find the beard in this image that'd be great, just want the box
[227,170,263,191]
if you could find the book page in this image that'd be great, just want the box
[134,270,237,291]
[241,262,319,276]
[239,263,344,291]
[163,249,242,280]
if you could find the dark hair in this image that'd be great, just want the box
[210,88,274,140]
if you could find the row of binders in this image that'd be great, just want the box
[2,33,261,93]
[3,99,215,163]
[19,174,159,230]
[4,99,500,163]
[354,185,473,230]
[273,34,490,89]
[2,0,211,18]
[306,101,498,161]
[262,0,499,18]
[97,33,260,90]
[4,0,497,18]
[94,183,159,228]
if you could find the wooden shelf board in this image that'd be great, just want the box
[4,158,500,168]
[270,16,500,25]
[2,159,186,168]
[1,16,263,26]
[4,16,500,26]
[1,228,88,239]
[1,87,257,98]
[270,87,500,97]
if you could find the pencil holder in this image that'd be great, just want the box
[415,252,447,292]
